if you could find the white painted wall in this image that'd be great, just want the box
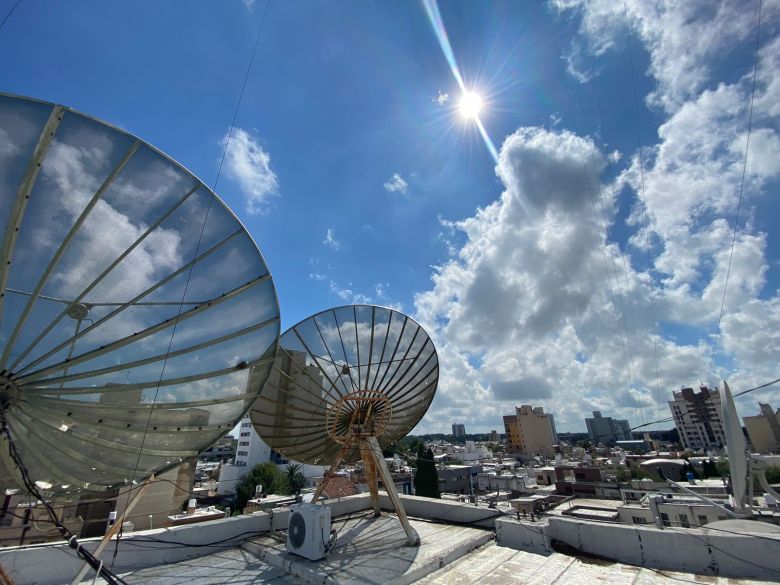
[495,518,552,555]
[497,515,780,581]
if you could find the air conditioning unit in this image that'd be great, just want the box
[286,503,331,561]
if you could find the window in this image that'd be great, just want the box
[241,422,251,427]
[237,450,248,456]
[697,515,708,526]
[239,441,249,446]
[660,512,671,527]
[632,516,647,524]
[678,514,690,528]
[240,432,250,437]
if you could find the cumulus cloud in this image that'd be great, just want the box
[561,0,761,111]
[413,0,780,432]
[323,228,340,250]
[220,127,278,215]
[383,173,408,195]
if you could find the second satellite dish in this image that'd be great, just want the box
[0,94,280,494]
[250,304,438,545]
[250,304,438,465]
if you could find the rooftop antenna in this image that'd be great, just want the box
[250,304,439,546]
[720,380,749,514]
[720,379,780,514]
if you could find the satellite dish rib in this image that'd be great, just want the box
[0,94,280,495]
[250,304,439,546]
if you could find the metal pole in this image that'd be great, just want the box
[367,437,419,546]
[69,475,155,585]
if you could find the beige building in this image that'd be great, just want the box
[502,405,556,458]
[744,403,780,454]
[76,458,196,537]
[668,386,725,451]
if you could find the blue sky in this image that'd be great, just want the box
[2,0,779,433]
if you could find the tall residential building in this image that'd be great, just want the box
[217,416,328,496]
[585,411,632,445]
[488,430,499,442]
[744,403,780,453]
[452,423,466,437]
[668,386,725,451]
[502,405,556,457]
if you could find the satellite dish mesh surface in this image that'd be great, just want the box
[250,304,438,465]
[0,94,280,495]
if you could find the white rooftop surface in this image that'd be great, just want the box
[417,541,768,585]
[79,513,770,585]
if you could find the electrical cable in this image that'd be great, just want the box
[569,86,639,418]
[0,411,127,585]
[706,0,763,386]
[114,1,273,568]
[0,0,21,33]
[622,0,661,429]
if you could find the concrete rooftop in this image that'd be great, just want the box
[80,513,771,585]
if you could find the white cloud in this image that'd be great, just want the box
[220,127,278,215]
[560,0,761,111]
[242,0,255,9]
[383,173,408,195]
[323,228,340,250]
[322,279,403,311]
[309,272,327,281]
[328,281,371,305]
[412,1,780,433]
[549,112,562,127]
[433,91,450,106]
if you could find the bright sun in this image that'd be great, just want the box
[458,91,483,120]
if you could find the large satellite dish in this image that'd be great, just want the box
[250,304,438,545]
[0,94,280,495]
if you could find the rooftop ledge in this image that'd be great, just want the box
[0,493,777,584]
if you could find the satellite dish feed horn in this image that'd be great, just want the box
[250,305,439,547]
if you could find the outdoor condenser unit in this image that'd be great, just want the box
[286,503,331,561]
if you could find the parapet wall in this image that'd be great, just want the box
[0,492,503,585]
[0,494,374,585]
[496,515,780,581]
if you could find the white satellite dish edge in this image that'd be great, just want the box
[720,379,780,516]
[720,380,749,515]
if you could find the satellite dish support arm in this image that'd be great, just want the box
[365,436,419,546]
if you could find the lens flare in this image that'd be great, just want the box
[459,92,483,119]
[421,0,499,162]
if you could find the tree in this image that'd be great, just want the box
[701,460,717,478]
[285,463,306,496]
[235,462,284,513]
[765,466,780,484]
[414,445,440,498]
